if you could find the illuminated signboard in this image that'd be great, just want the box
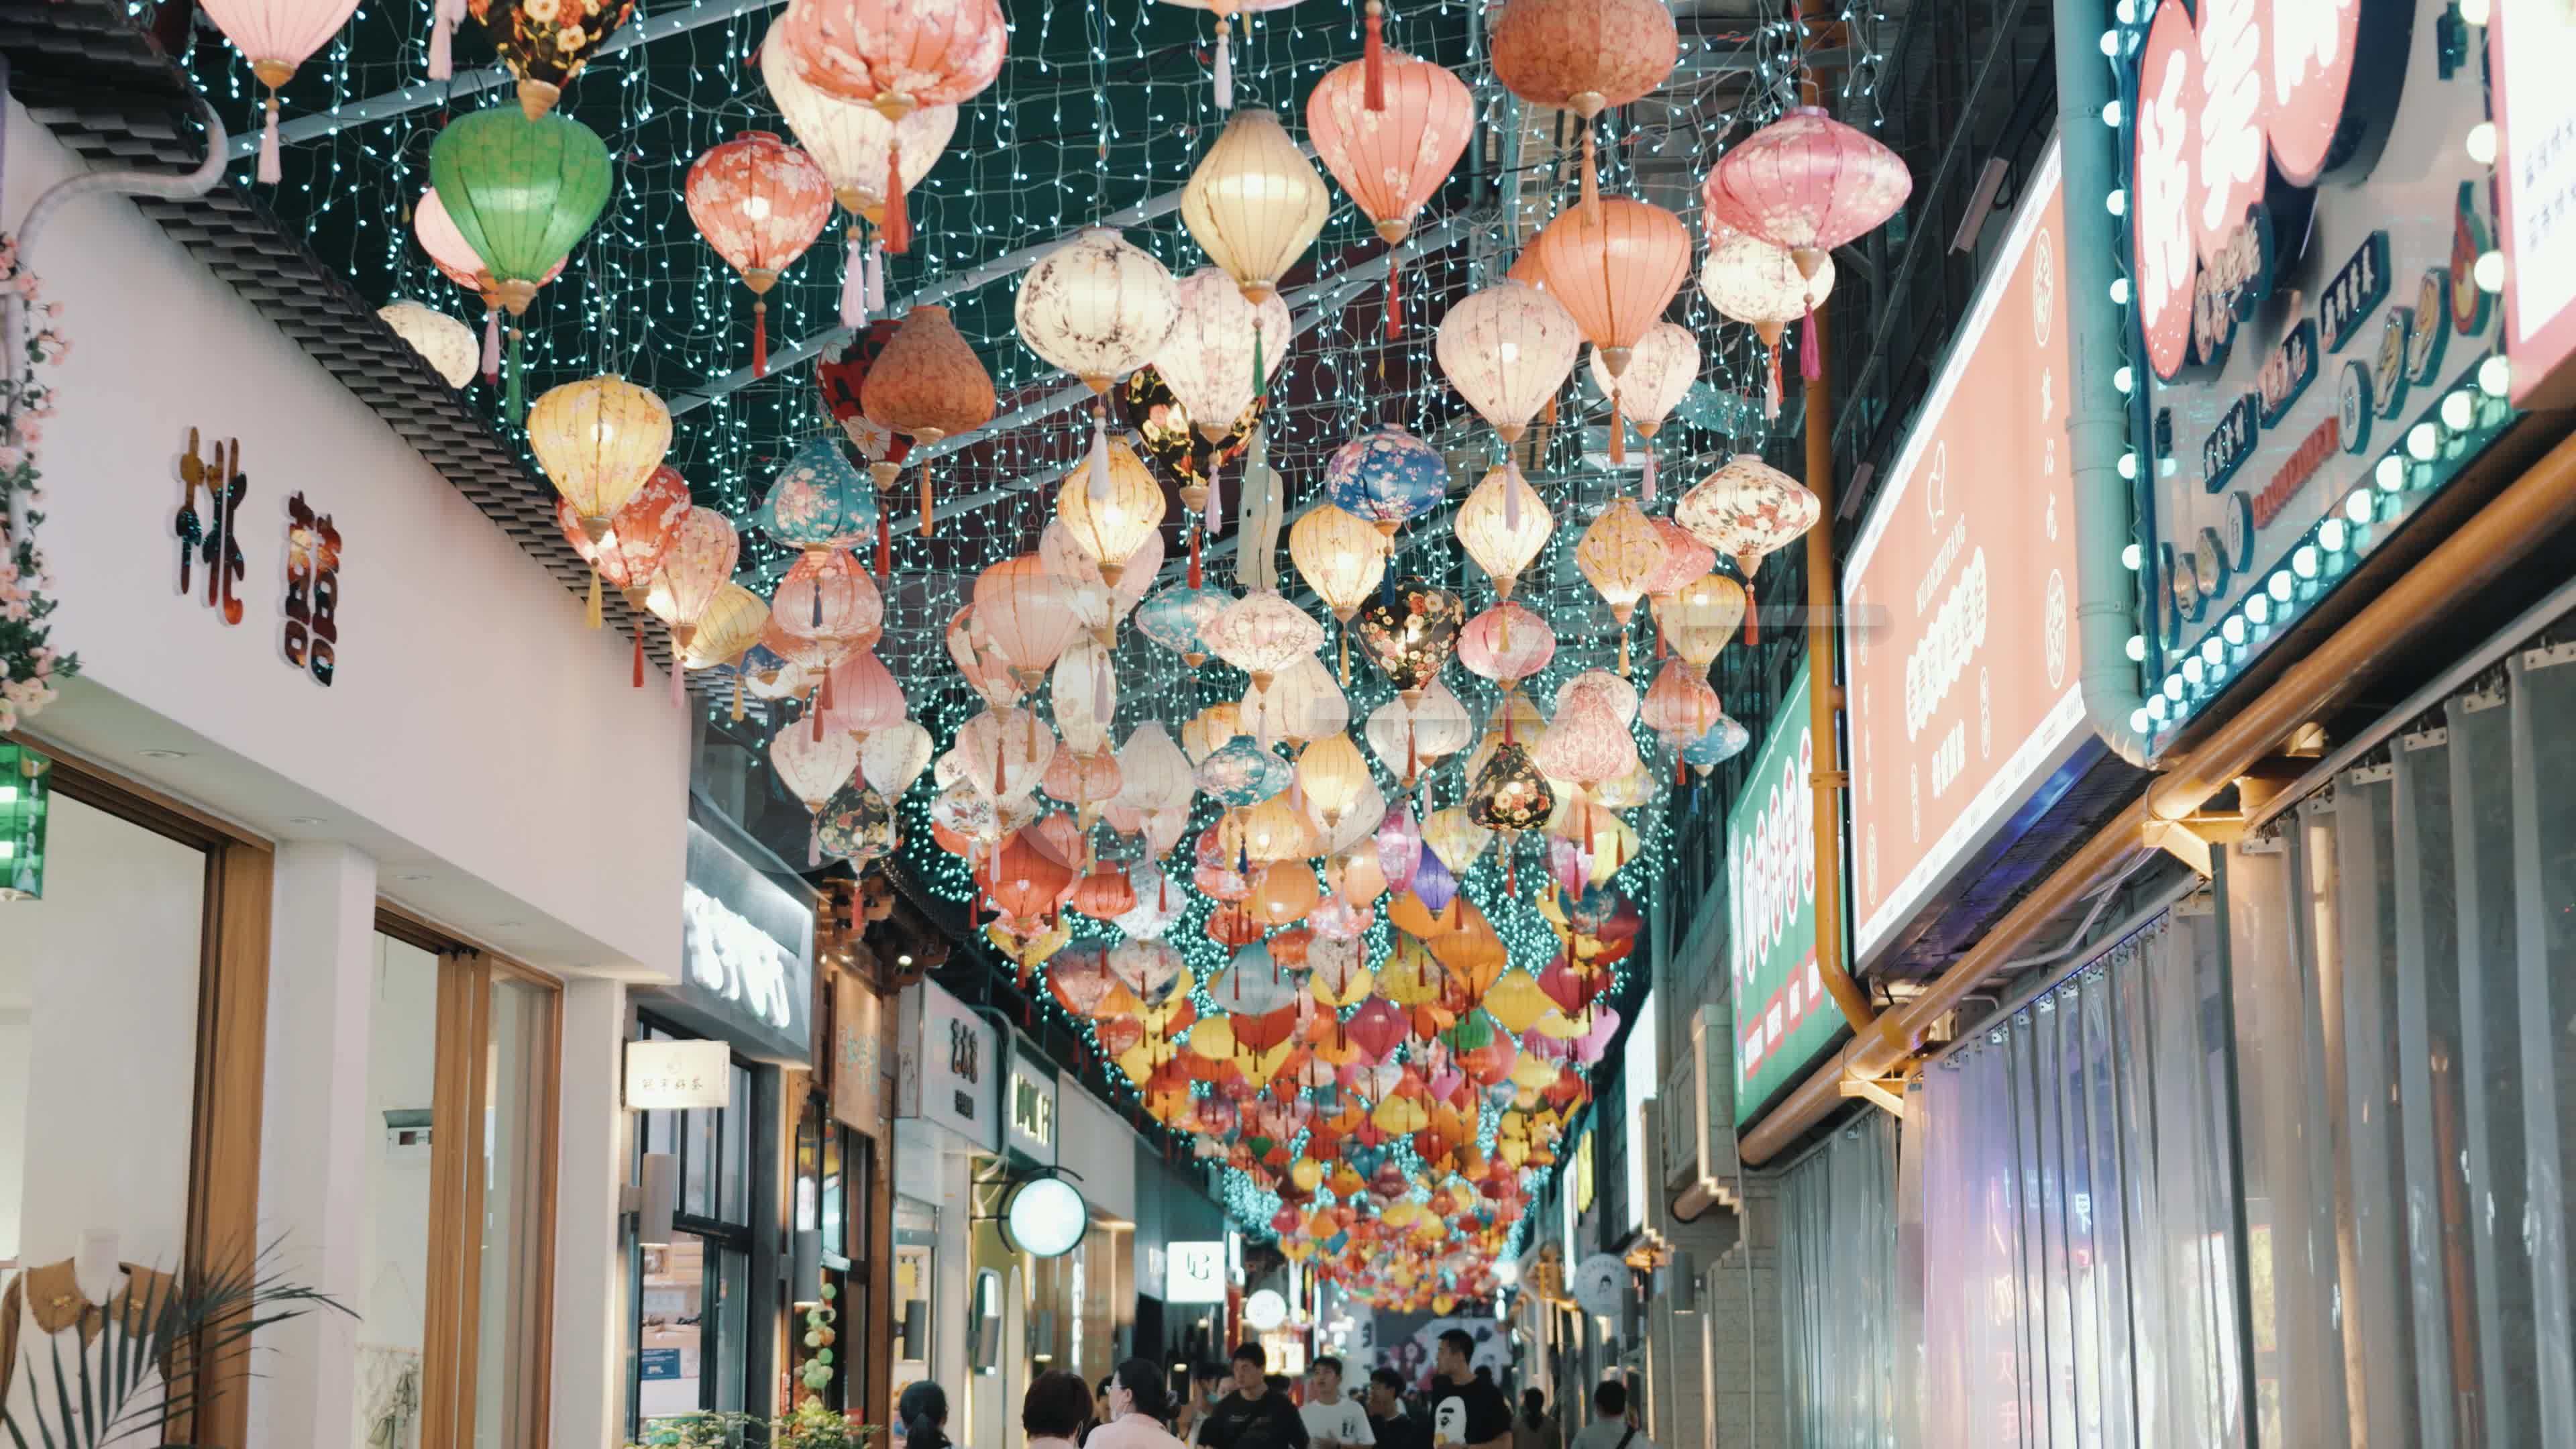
[670,820,815,1064]
[1845,145,2086,962]
[1727,660,1834,1125]
[2492,0,2576,408]
[1167,1240,1226,1303]
[1005,1049,1057,1161]
[2123,0,2517,737]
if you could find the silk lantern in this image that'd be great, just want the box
[1288,503,1387,680]
[1210,589,1324,692]
[1297,733,1374,831]
[1489,0,1676,199]
[1020,229,1183,502]
[755,436,879,578]
[531,375,672,619]
[201,0,362,182]
[772,718,861,865]
[678,582,767,675]
[1675,453,1819,641]
[1055,439,1167,585]
[1354,578,1464,705]
[1641,657,1721,753]
[1452,464,1552,600]
[1460,602,1556,686]
[377,301,478,388]
[1182,109,1330,305]
[414,186,566,384]
[1436,282,1580,445]
[560,461,690,614]
[1524,197,1689,381]
[1642,516,1717,621]
[759,32,957,323]
[648,508,742,655]
[686,133,834,376]
[1158,269,1292,525]
[1574,496,1665,672]
[1700,225,1835,416]
[466,0,635,116]
[429,106,613,416]
[973,555,1085,692]
[772,547,886,735]
[1660,572,1746,669]
[1322,427,1449,536]
[859,305,996,532]
[777,0,1007,252]
[823,649,908,739]
[1307,46,1472,333]
[1152,0,1299,107]
[1585,321,1697,495]
[1701,106,1910,378]
[863,718,936,800]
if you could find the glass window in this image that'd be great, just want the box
[474,973,554,1447]
[639,1234,709,1421]
[631,1020,761,1437]
[350,934,440,1448]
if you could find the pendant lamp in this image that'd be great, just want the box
[1659,572,1746,669]
[1699,225,1835,417]
[859,305,996,533]
[776,0,1004,256]
[1288,503,1389,682]
[1054,438,1168,584]
[429,107,613,417]
[201,0,362,182]
[1436,282,1581,445]
[759,34,959,324]
[1181,109,1330,306]
[559,461,690,635]
[466,0,636,119]
[686,133,835,377]
[1307,45,1471,334]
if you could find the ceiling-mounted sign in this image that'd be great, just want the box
[624,1038,733,1111]
[1845,147,2086,964]
[1728,660,1835,1125]
[2492,0,2576,409]
[2124,0,2518,739]
[1167,1240,1226,1303]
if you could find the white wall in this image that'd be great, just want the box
[1,101,688,982]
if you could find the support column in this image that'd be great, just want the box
[1705,1183,1786,1448]
[249,841,379,1448]
[553,975,633,1449]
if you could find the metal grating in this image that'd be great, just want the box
[0,0,674,655]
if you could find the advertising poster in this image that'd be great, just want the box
[1727,660,1830,1125]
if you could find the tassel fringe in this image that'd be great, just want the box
[840,229,867,327]
[670,641,685,708]
[1088,409,1112,503]
[865,237,885,315]
[1189,525,1203,588]
[586,568,603,629]
[1801,301,1821,382]
[1642,451,1658,503]
[919,455,934,537]
[1609,391,1625,465]
[875,509,892,581]
[752,299,769,377]
[505,329,527,422]
[1384,250,1400,339]
[258,93,282,185]
[883,146,912,255]
[1214,27,1234,109]
[480,305,501,382]
[632,633,645,688]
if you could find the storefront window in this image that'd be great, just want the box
[633,1018,763,1434]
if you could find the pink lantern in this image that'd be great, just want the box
[1642,517,1715,601]
[1640,657,1720,747]
[686,133,836,376]
[1307,46,1472,336]
[1701,107,1911,375]
[1534,676,1638,786]
[202,0,364,182]
[1674,453,1819,643]
[1489,0,1676,198]
[645,508,742,700]
[955,707,1059,798]
[821,649,906,739]
[1458,602,1556,686]
[1523,199,1690,380]
[777,0,1008,252]
[973,555,1085,690]
[946,604,1021,708]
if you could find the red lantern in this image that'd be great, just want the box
[1071,866,1138,920]
[1700,107,1911,378]
[777,0,1007,253]
[986,830,1076,922]
[686,133,835,377]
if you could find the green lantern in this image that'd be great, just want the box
[0,742,50,901]
[429,105,613,419]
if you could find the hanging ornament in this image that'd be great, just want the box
[529,376,672,541]
[1016,227,1184,391]
[1287,503,1388,682]
[859,305,996,533]
[1524,197,1690,381]
[466,0,635,118]
[413,186,566,386]
[777,0,1008,253]
[1321,426,1449,536]
[377,301,478,388]
[1118,364,1264,508]
[202,0,364,182]
[1699,225,1835,417]
[1452,464,1553,600]
[645,508,743,698]
[1354,578,1465,705]
[755,436,880,558]
[1054,438,1168,584]
[1156,270,1292,514]
[1585,323,1697,498]
[1435,282,1581,446]
[1459,603,1557,687]
[760,32,959,316]
[1208,589,1326,692]
[686,133,835,378]
[1137,584,1232,666]
[1675,453,1819,644]
[1574,496,1666,674]
[1701,105,1912,295]
[1181,109,1331,305]
[429,107,613,418]
[1308,42,1471,333]
[1489,0,1677,200]
[558,461,690,627]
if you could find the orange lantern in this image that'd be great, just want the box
[775,0,1007,251]
[859,305,996,533]
[686,133,835,376]
[1523,198,1690,382]
[1489,0,1676,199]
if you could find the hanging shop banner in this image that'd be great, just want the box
[2123,0,2516,737]
[1845,144,2085,963]
[665,818,815,1065]
[2491,0,2576,408]
[896,980,998,1152]
[832,973,890,1138]
[1727,660,1829,1125]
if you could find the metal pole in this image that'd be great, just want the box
[1800,305,1876,1038]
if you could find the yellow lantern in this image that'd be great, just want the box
[1190,1015,1240,1061]
[1289,502,1389,682]
[1382,1197,1425,1228]
[1297,733,1374,830]
[1291,1157,1325,1193]
[1056,438,1168,585]
[1181,108,1330,305]
[529,374,672,528]
[1117,1042,1156,1084]
[1421,806,1493,875]
[1661,571,1748,669]
[1453,465,1554,599]
[678,583,769,670]
[1575,496,1666,671]
[1239,794,1322,863]
[1485,968,1554,1036]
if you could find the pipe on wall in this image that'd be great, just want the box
[1802,306,1878,1039]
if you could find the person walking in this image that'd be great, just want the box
[1298,1357,1375,1449]
[1089,1358,1193,1449]
[899,1382,953,1449]
[1179,1362,1226,1445]
[1196,1342,1311,1449]
[1427,1330,1511,1449]
[1364,1367,1427,1449]
[1511,1390,1559,1449]
[1564,1381,1654,1449]
[1026,1369,1097,1449]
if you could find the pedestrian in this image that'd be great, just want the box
[1364,1368,1427,1449]
[1179,1362,1226,1445]
[1196,1342,1312,1449]
[1564,1381,1653,1449]
[1090,1357,1192,1449]
[1427,1330,1511,1449]
[1027,1368,1097,1449]
[900,1381,953,1449]
[1298,1356,1375,1449]
[1511,1390,1559,1449]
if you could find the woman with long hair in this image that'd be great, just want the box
[1511,1389,1559,1449]
[1087,1357,1191,1449]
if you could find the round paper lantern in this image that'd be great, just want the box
[1055,439,1168,584]
[1489,0,1676,119]
[1699,225,1835,415]
[1534,675,1639,786]
[530,375,672,531]
[777,0,1002,253]
[756,437,879,556]
[1460,603,1556,686]
[1196,738,1295,806]
[678,584,769,672]
[1250,863,1322,927]
[1137,584,1229,665]
[1575,497,1666,666]
[1641,657,1721,744]
[1241,654,1350,746]
[862,718,935,800]
[1676,453,1821,584]
[1524,197,1689,379]
[1588,321,1697,488]
[820,649,906,739]
[1354,579,1464,704]
[973,555,1085,689]
[1324,426,1450,535]
[1289,504,1389,629]
[1680,710,1750,776]
[1452,464,1553,599]
[1307,48,1473,246]
[1182,108,1330,305]
[201,0,362,181]
[1115,723,1197,814]
[466,0,635,118]
[686,132,835,377]
[377,301,478,388]
[1436,282,1581,443]
[859,305,997,529]
[1421,806,1493,876]
[1210,589,1326,690]
[563,461,691,644]
[759,29,959,227]
[1701,105,1911,284]
[1661,572,1747,669]
[413,188,567,378]
[1016,227,1182,391]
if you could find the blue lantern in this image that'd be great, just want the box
[755,435,877,553]
[1324,427,1449,534]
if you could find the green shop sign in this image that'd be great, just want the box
[1727,661,1843,1125]
[0,742,50,901]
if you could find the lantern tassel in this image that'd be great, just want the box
[1384,249,1401,339]
[883,145,912,256]
[866,236,886,315]
[1214,26,1234,109]
[1189,524,1204,588]
[1609,391,1625,465]
[919,455,934,537]
[671,640,686,708]
[505,329,527,423]
[586,567,603,629]
[1339,629,1350,685]
[1088,407,1113,504]
[809,815,822,869]
[876,509,892,582]
[1503,458,1524,532]
[840,228,867,327]
[1801,299,1821,382]
[1364,0,1386,109]
[258,93,282,186]
[1207,455,1224,537]
[1579,124,1598,209]
[731,673,745,722]
[480,305,502,382]
[1642,451,1658,504]
[429,1,452,78]
[1619,627,1630,676]
[1252,323,1268,402]
[752,299,769,378]
[1744,593,1758,646]
[632,633,645,689]
[1766,345,1782,420]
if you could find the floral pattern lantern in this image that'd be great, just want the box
[1307,46,1472,331]
[1210,588,1326,692]
[1324,427,1450,537]
[772,720,862,864]
[1700,225,1835,416]
[1460,602,1556,686]
[1138,584,1229,666]
[201,0,362,181]
[1452,464,1552,599]
[973,555,1085,691]
[1354,578,1464,704]
[816,782,896,865]
[531,375,672,622]
[755,437,879,561]
[777,0,1008,251]
[1676,453,1819,641]
[1489,0,1676,197]
[466,0,635,117]
[377,301,478,388]
[647,508,741,653]
[1701,105,1911,290]
[822,649,906,739]
[1197,737,1295,806]
[1157,270,1293,522]
[686,132,835,376]
[1436,282,1581,445]
[1661,572,1748,669]
[414,187,568,384]
[759,33,959,323]
[1016,227,1183,393]
[1181,109,1330,306]
[558,460,690,618]
[862,718,935,800]
[1640,657,1721,750]
[859,305,996,532]
[1574,496,1666,671]
[1680,710,1751,777]
[1585,322,1697,494]
[1364,682,1472,783]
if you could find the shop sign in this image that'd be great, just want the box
[624,1038,733,1111]
[672,820,814,1064]
[896,980,997,1152]
[2124,0,2514,736]
[173,432,347,685]
[2492,0,2576,407]
[1004,1047,1057,1161]
[831,974,889,1137]
[1727,660,1838,1122]
[1167,1240,1226,1303]
[0,743,50,902]
[1572,1127,1596,1214]
[1572,1253,1627,1320]
[1845,148,2086,964]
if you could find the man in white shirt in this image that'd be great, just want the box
[1299,1356,1377,1449]
[1564,1380,1652,1449]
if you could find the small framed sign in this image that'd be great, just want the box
[625,1038,733,1111]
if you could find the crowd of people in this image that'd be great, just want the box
[890,1330,1654,1449]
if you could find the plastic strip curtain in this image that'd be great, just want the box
[1778,1111,1902,1446]
[2216,641,2576,1448]
[1915,913,2247,1448]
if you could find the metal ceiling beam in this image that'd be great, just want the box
[223,0,788,159]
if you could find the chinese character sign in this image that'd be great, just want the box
[282,491,342,686]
